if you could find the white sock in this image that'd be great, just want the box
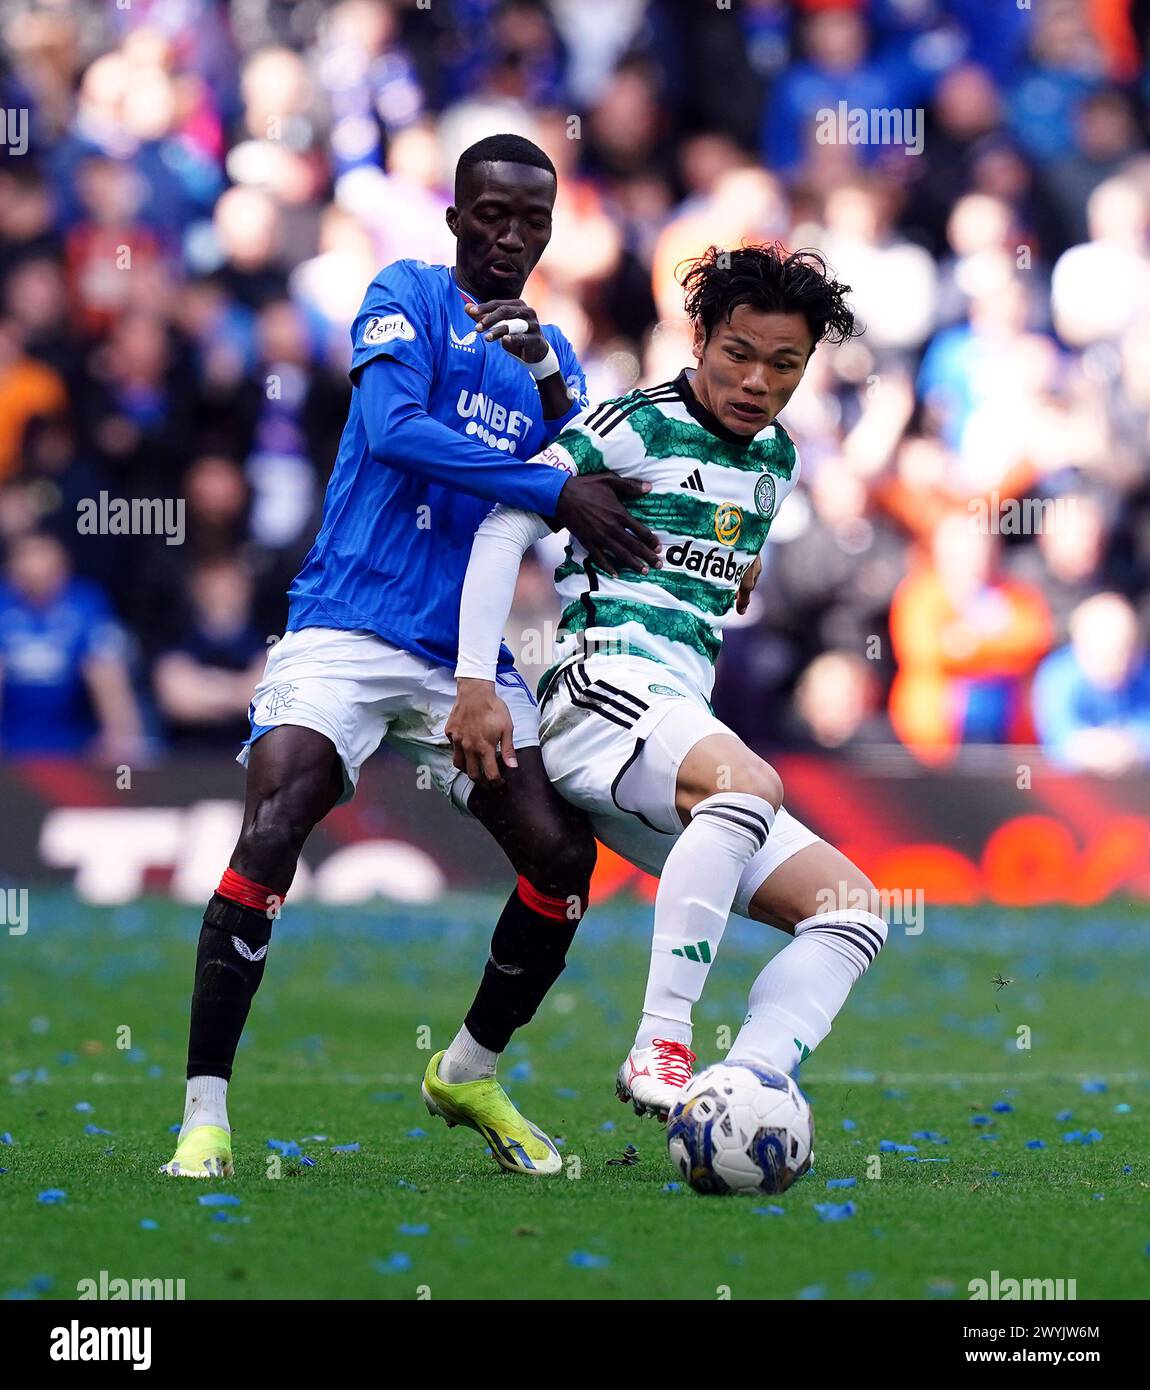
[181,1075,229,1136]
[637,792,775,1048]
[634,1013,692,1049]
[440,1024,498,1084]
[728,910,887,1074]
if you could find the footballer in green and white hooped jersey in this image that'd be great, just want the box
[449,244,887,1137]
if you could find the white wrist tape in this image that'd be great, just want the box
[524,342,561,380]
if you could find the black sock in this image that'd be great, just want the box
[187,894,273,1081]
[464,886,581,1053]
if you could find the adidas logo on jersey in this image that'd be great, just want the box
[679,468,705,492]
[664,539,751,584]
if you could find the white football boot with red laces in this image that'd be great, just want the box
[616,1038,697,1120]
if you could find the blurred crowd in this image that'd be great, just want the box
[1,0,1149,773]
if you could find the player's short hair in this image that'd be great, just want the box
[454,134,557,202]
[680,243,859,350]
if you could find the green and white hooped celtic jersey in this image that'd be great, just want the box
[537,369,800,701]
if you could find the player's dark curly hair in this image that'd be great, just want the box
[680,243,859,350]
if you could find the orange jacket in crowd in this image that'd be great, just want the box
[889,565,1053,763]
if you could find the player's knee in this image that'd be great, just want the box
[724,754,783,811]
[541,823,597,896]
[239,787,321,875]
[516,818,596,912]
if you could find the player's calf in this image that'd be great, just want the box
[166,728,343,1177]
[621,734,782,1116]
[731,847,887,1075]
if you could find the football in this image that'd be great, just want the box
[666,1061,814,1196]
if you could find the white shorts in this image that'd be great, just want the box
[239,627,540,808]
[538,655,819,917]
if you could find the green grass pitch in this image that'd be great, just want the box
[2,891,1147,1301]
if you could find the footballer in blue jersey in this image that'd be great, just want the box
[163,134,660,1184]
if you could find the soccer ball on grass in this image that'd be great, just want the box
[666,1060,813,1196]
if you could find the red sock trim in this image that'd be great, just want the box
[217,867,283,913]
[516,874,572,922]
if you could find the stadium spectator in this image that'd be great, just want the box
[888,511,1053,763]
[0,532,143,759]
[789,649,895,751]
[0,316,67,482]
[153,557,267,751]
[1033,593,1150,773]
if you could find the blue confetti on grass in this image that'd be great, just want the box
[373,1253,413,1274]
[1081,1079,1107,1094]
[1062,1130,1083,1143]
[906,1156,950,1163]
[37,1189,66,1204]
[927,1279,957,1298]
[266,1138,301,1157]
[882,1088,907,1100]
[139,1219,158,1230]
[992,1101,1014,1113]
[661,1183,682,1193]
[168,1124,181,1133]
[970,1115,992,1127]
[74,1102,93,1113]
[83,1124,113,1136]
[826,1177,857,1189]
[398,1223,429,1237]
[333,1141,363,1152]
[569,1251,610,1268]
[1055,1110,1074,1122]
[554,1087,579,1099]
[1026,1139,1047,1150]
[197,1193,241,1207]
[847,1270,875,1288]
[1092,1194,1104,1201]
[0,1133,13,1145]
[988,1171,1001,1178]
[598,1121,616,1132]
[506,1061,533,1082]
[1123,1165,1132,1175]
[298,1155,317,1168]
[841,1118,857,1131]
[402,1131,424,1142]
[1115,1103,1131,1114]
[796,1284,826,1299]
[754,1205,786,1216]
[395,1180,419,1191]
[979,1134,999,1142]
[814,1201,857,1222]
